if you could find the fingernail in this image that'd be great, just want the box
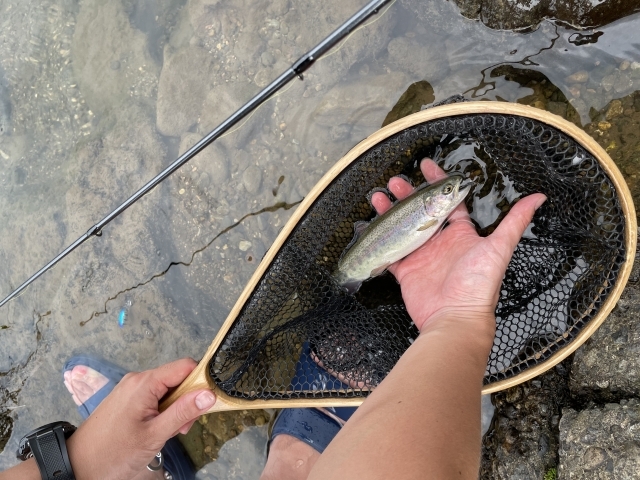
[195,391,216,410]
[534,195,547,210]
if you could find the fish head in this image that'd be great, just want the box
[423,174,472,217]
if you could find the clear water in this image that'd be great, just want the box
[0,0,638,475]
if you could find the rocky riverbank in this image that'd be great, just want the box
[479,84,640,478]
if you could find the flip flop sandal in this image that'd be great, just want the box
[267,343,357,455]
[63,355,128,420]
[62,355,196,480]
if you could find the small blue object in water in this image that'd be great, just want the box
[118,298,132,328]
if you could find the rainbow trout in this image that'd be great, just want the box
[334,174,471,293]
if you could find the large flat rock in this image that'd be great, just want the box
[570,238,640,401]
[404,0,638,31]
[480,362,571,480]
[559,400,640,479]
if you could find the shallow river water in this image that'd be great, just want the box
[0,0,639,477]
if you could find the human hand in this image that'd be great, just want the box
[65,358,215,479]
[371,158,546,333]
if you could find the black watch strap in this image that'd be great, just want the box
[27,423,76,480]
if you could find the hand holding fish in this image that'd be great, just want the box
[371,158,546,333]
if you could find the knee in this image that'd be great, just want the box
[260,434,321,480]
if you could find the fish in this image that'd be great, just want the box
[333,174,471,293]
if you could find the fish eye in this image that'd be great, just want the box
[443,185,454,195]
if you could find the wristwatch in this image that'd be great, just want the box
[17,421,76,480]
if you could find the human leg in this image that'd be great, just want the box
[260,343,357,480]
[63,356,197,480]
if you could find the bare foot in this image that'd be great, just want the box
[63,365,109,406]
[63,365,166,479]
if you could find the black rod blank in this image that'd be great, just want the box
[0,0,392,309]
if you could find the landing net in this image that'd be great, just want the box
[209,112,627,400]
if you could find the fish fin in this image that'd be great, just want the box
[341,220,369,256]
[353,220,369,237]
[432,145,443,164]
[342,280,362,295]
[370,262,391,277]
[417,219,438,232]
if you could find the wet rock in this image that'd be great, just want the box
[386,36,450,82]
[197,80,258,144]
[490,65,582,126]
[566,71,589,84]
[73,0,160,115]
[181,409,270,469]
[329,123,352,142]
[156,45,215,136]
[195,425,268,479]
[601,74,616,92]
[382,80,435,127]
[614,73,633,94]
[242,165,263,194]
[187,0,223,34]
[187,0,395,102]
[125,0,184,61]
[312,72,409,131]
[443,0,637,30]
[480,361,571,480]
[547,101,568,119]
[570,245,640,401]
[179,133,230,186]
[582,93,640,219]
[260,51,275,67]
[559,400,640,478]
[64,102,167,291]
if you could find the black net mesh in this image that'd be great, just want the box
[209,113,627,400]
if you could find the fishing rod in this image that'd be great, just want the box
[0,0,393,309]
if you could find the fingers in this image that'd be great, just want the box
[152,389,216,439]
[420,158,448,183]
[371,191,392,214]
[146,358,198,399]
[490,193,547,264]
[370,176,415,215]
[372,158,442,215]
[387,176,414,200]
[371,158,472,223]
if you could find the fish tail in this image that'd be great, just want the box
[333,270,362,294]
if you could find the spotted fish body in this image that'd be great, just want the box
[334,175,470,293]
